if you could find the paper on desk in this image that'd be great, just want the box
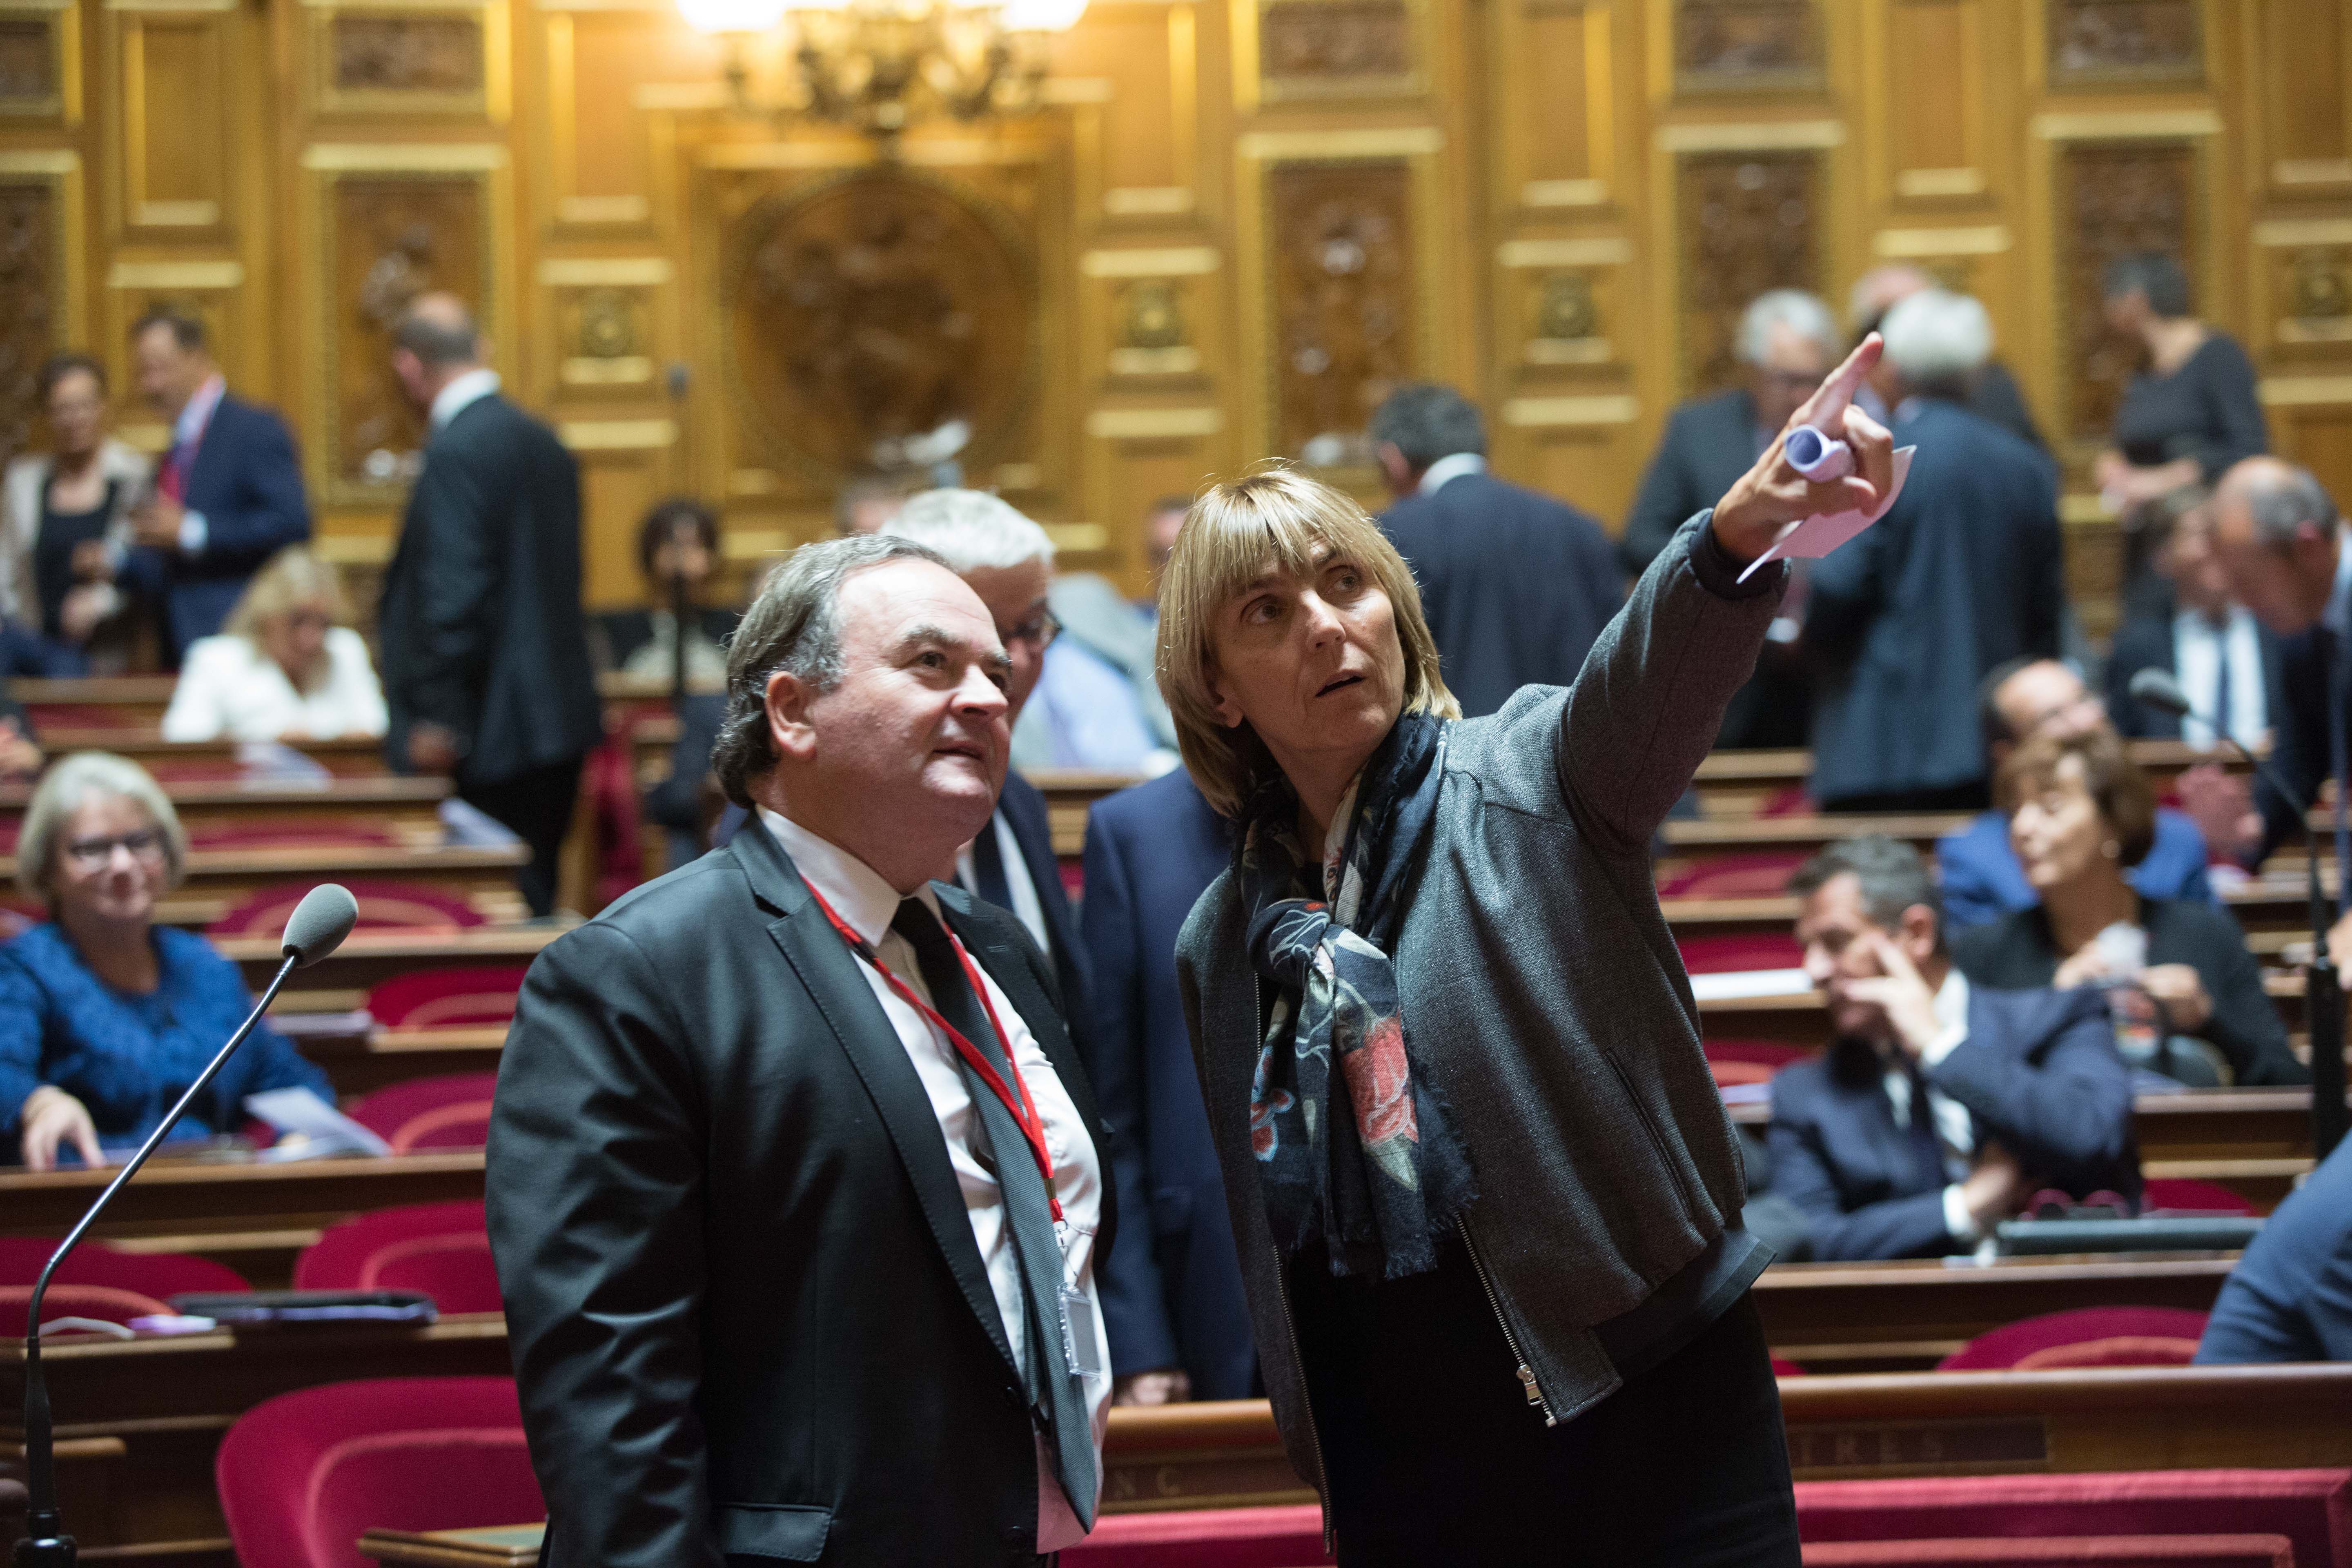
[245,1087,392,1161]
[1736,444,1916,585]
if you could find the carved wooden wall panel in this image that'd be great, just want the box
[2046,0,2201,88]
[2056,140,2197,443]
[0,178,54,470]
[0,14,58,117]
[1496,0,1613,210]
[1266,158,1415,465]
[545,9,713,231]
[1673,0,1822,95]
[116,12,229,232]
[1675,149,1821,396]
[1881,0,1988,204]
[1256,0,1417,99]
[2247,0,2352,195]
[316,8,500,118]
[1047,0,1198,215]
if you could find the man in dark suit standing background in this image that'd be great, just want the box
[1078,765,1256,1408]
[1621,289,1840,747]
[489,532,1114,1564]
[122,309,311,663]
[1369,383,1622,719]
[377,294,601,917]
[2105,483,2285,746]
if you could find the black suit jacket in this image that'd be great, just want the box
[1768,986,2136,1261]
[488,820,1116,1566]
[122,393,312,660]
[1377,470,1623,719]
[2255,621,2351,867]
[2104,597,2289,742]
[377,394,602,786]
[994,771,1089,1023]
[1806,399,2065,805]
[1077,767,1256,1399]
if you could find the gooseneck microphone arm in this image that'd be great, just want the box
[14,882,358,1568]
[2126,669,2347,1158]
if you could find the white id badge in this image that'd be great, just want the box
[1059,1284,1104,1377]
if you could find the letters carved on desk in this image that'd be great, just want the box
[1270,159,1416,468]
[2058,141,2195,441]
[2047,0,2201,85]
[0,183,54,473]
[1676,151,1821,396]
[1785,1418,2049,1477]
[332,15,485,94]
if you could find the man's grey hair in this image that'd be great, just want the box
[882,489,1055,574]
[1735,289,1840,368]
[392,306,481,368]
[1369,383,1487,469]
[2238,463,2340,550]
[1786,834,1945,953]
[710,533,952,808]
[1880,288,1993,392]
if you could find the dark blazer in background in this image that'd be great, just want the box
[1950,898,2308,1088]
[488,820,1116,1566]
[1621,387,1807,748]
[1768,985,2136,1261]
[2252,621,2348,866]
[1078,766,1256,1400]
[378,394,602,787]
[1805,399,2065,808]
[2103,594,2288,742]
[123,394,311,661]
[2196,1133,2352,1364]
[1377,470,1623,719]
[588,606,741,674]
[993,770,1091,1033]
[1968,361,2046,454]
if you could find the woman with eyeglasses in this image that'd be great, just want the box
[160,544,386,743]
[0,752,333,1169]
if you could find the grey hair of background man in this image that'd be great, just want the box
[392,302,482,368]
[881,488,1056,574]
[709,532,953,808]
[1368,383,1487,469]
[1786,833,1947,953]
[1879,288,1993,395]
[2234,462,2340,550]
[1735,289,1840,367]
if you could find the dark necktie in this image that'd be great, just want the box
[2211,623,2234,748]
[970,815,1016,916]
[2326,628,2351,918]
[890,898,1097,1530]
[1902,1063,1950,1189]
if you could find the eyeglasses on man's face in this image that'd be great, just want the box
[1003,609,1060,651]
[63,828,165,871]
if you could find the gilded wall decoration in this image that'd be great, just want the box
[0,19,53,109]
[1269,160,1415,467]
[2047,1,2201,86]
[330,176,486,489]
[1675,0,1823,94]
[332,15,483,94]
[724,172,1033,482]
[1525,271,1608,365]
[1676,151,1820,396]
[2058,142,2195,441]
[1109,278,1199,378]
[1259,0,1414,93]
[2279,247,2352,344]
[0,183,53,470]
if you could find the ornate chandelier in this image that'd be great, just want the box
[679,0,1086,140]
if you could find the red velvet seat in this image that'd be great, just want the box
[0,1282,172,1337]
[1657,850,1811,900]
[1709,1038,1817,1086]
[343,1074,500,1154]
[0,1235,248,1298]
[189,820,410,853]
[1065,1504,1329,1566]
[364,969,528,1032]
[1937,1308,2212,1371]
[216,1376,543,1568]
[1801,1537,2296,1567]
[2143,1178,2260,1217]
[294,1200,499,1314]
[1680,932,1806,973]
[209,880,488,937]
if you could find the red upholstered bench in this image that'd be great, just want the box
[1801,1537,2297,1567]
[294,1200,499,1314]
[1938,1308,2212,1372]
[1065,1505,1328,1566]
[344,1073,500,1154]
[1659,850,1811,900]
[0,1234,248,1298]
[365,969,528,1033]
[209,880,489,937]
[1681,931,1806,973]
[1709,1038,1817,1087]
[0,1283,173,1337]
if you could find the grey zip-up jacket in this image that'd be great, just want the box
[1175,511,1786,1508]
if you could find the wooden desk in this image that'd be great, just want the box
[23,732,394,775]
[364,1526,543,1566]
[0,777,450,840]
[1686,741,2250,819]
[0,842,528,914]
[300,1023,511,1097]
[1727,1088,2332,1168]
[1665,876,2331,942]
[1701,971,2313,1045]
[220,924,562,996]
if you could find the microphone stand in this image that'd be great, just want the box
[13,948,309,1567]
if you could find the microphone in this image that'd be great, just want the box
[13,884,358,1566]
[2126,668,2347,1155]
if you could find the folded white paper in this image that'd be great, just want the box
[1737,445,1917,585]
[245,1087,392,1161]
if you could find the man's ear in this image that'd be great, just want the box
[766,668,819,763]
[1374,442,1415,497]
[1899,902,1941,965]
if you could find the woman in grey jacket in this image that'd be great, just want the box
[1156,339,1894,1564]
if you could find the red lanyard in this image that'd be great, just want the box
[802,877,1062,1221]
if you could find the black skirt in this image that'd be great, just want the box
[1285,1232,1800,1568]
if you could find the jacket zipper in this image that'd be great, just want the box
[1270,1245,1336,1556]
[1458,1217,1557,1427]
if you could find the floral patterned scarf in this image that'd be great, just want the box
[1240,710,1478,1279]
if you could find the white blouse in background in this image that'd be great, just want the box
[160,627,389,743]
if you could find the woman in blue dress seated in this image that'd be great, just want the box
[0,751,332,1169]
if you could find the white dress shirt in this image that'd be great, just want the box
[1878,968,1986,1243]
[956,809,1050,956]
[428,368,502,433]
[2172,606,2268,751]
[160,627,389,743]
[762,810,1109,1550]
[1416,451,1487,496]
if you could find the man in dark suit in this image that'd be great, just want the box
[122,308,311,662]
[1078,766,1256,1408]
[1368,383,1622,719]
[1773,837,2138,1262]
[2106,486,2287,744]
[488,532,1115,1564]
[377,295,601,917]
[1622,289,1839,746]
[884,492,1089,1019]
[2196,1133,2352,1363]
[1806,290,2066,812]
[1847,263,2046,452]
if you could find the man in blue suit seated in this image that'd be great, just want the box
[1079,765,1257,1406]
[2196,1134,2352,1363]
[1772,836,2139,1261]
[120,309,311,663]
[1938,656,2216,928]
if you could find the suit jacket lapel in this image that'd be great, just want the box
[733,825,1020,1376]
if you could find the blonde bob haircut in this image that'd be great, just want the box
[225,546,348,654]
[17,751,188,901]
[1156,466,1459,818]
